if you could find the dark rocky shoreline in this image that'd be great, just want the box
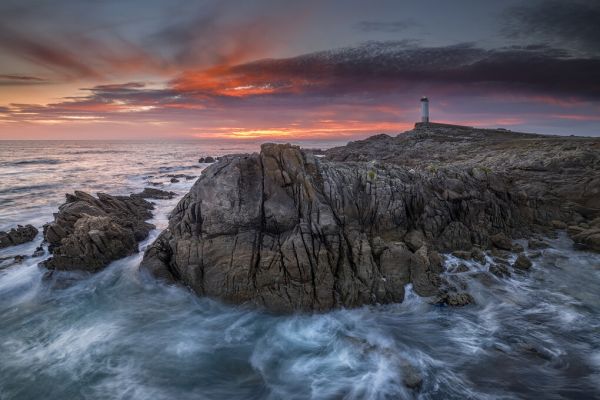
[138,124,600,312]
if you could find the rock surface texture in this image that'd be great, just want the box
[43,191,155,272]
[0,225,38,249]
[141,124,600,312]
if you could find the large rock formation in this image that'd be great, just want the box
[0,225,38,249]
[43,191,155,272]
[141,125,597,312]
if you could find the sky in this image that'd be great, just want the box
[0,0,599,140]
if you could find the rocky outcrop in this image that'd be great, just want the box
[42,191,154,272]
[140,138,582,312]
[0,225,38,249]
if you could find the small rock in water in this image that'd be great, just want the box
[444,292,475,307]
[0,224,38,249]
[452,250,472,260]
[13,255,26,263]
[489,263,511,278]
[511,243,524,253]
[513,254,532,270]
[134,187,176,200]
[32,246,45,257]
[199,156,216,163]
[170,178,180,183]
[400,361,423,389]
[471,248,486,263]
[452,264,470,273]
[528,238,549,249]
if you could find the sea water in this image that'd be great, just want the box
[1,140,599,399]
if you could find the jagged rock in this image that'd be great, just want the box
[42,191,154,272]
[0,224,38,249]
[513,254,533,270]
[134,187,176,200]
[490,233,512,251]
[571,228,600,252]
[140,142,567,312]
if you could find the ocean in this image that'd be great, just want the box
[1,140,599,399]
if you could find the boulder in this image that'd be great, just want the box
[42,191,155,272]
[140,143,555,312]
[490,233,512,251]
[0,224,38,249]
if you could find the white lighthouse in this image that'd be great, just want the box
[420,97,429,123]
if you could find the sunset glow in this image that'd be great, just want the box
[1,1,599,140]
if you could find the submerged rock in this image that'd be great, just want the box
[42,191,154,272]
[0,224,38,249]
[140,142,570,312]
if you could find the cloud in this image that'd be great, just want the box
[3,41,600,138]
[355,20,419,33]
[172,41,600,101]
[0,74,48,86]
[502,0,600,56]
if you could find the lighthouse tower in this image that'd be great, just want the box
[420,97,429,123]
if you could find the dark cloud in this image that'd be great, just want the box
[355,20,418,33]
[217,41,600,100]
[502,0,600,56]
[0,74,47,86]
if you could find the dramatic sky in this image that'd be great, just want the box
[1,0,599,140]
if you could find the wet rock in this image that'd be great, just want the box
[451,264,470,273]
[134,187,176,200]
[489,263,511,278]
[32,246,44,257]
[42,191,154,272]
[199,156,216,163]
[437,291,475,307]
[170,178,180,183]
[528,238,549,250]
[513,254,532,270]
[451,250,472,260]
[571,228,600,252]
[13,255,26,263]
[528,251,542,259]
[141,136,591,312]
[0,224,38,249]
[511,243,524,253]
[490,233,512,251]
[551,220,568,230]
[400,361,423,389]
[471,248,486,264]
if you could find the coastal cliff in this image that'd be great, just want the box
[140,124,600,312]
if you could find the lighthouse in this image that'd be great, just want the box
[420,97,429,123]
